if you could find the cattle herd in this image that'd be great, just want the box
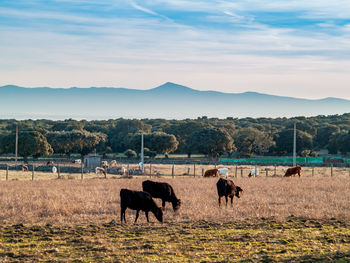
[120,165,302,224]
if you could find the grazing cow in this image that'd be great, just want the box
[216,178,243,206]
[95,167,106,176]
[120,189,163,223]
[284,165,302,177]
[218,168,229,178]
[22,165,29,172]
[100,161,108,168]
[204,168,219,177]
[142,180,181,211]
[248,168,259,177]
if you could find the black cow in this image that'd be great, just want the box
[120,189,163,223]
[216,178,243,206]
[142,180,181,211]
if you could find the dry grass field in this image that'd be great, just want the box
[0,174,349,261]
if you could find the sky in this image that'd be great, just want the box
[1,0,350,99]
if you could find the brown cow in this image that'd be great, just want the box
[216,178,243,206]
[204,168,219,177]
[284,165,302,177]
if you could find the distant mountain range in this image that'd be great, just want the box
[0,82,349,119]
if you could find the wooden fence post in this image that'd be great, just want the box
[193,164,196,177]
[6,164,8,181]
[81,160,84,180]
[240,167,243,177]
[331,164,333,177]
[32,164,35,181]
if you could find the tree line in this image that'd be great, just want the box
[0,113,349,160]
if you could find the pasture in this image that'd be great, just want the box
[0,176,349,261]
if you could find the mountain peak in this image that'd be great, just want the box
[151,82,196,92]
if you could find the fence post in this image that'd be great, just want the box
[331,164,333,177]
[32,164,35,181]
[235,166,237,178]
[172,165,174,178]
[312,167,314,177]
[194,164,196,177]
[6,164,8,181]
[254,165,257,178]
[274,165,277,176]
[265,168,268,177]
[149,164,152,177]
[81,160,84,180]
[240,167,243,177]
[202,168,204,177]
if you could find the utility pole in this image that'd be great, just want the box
[293,122,296,167]
[140,133,144,173]
[15,125,18,167]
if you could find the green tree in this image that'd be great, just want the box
[124,149,137,158]
[327,131,350,155]
[46,130,106,157]
[275,129,313,155]
[314,124,340,149]
[188,128,235,157]
[2,131,53,161]
[233,127,275,157]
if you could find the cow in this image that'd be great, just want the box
[218,168,229,178]
[95,167,106,177]
[142,180,181,211]
[120,189,163,223]
[100,161,108,168]
[248,168,259,177]
[216,178,243,206]
[204,168,219,177]
[284,165,302,177]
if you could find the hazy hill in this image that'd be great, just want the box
[0,82,349,119]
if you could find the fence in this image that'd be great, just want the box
[0,161,350,181]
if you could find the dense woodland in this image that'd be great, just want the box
[0,113,349,160]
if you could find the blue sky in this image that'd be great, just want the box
[1,0,350,99]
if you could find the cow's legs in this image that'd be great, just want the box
[145,211,149,222]
[134,210,140,223]
[218,196,222,206]
[121,207,126,223]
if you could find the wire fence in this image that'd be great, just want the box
[0,160,349,181]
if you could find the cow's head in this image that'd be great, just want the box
[154,207,163,223]
[235,186,243,198]
[172,199,182,212]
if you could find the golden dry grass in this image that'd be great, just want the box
[0,176,349,225]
